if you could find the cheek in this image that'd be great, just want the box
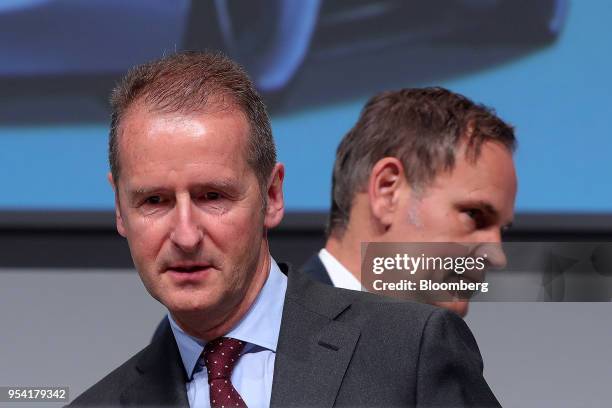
[412,200,461,237]
[125,220,167,266]
[425,194,454,217]
[208,208,264,279]
[213,209,263,252]
[428,213,462,237]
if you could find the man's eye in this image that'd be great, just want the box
[466,209,481,219]
[204,192,221,200]
[463,208,481,224]
[464,208,488,229]
[145,196,163,205]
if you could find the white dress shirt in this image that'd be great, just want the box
[318,248,363,291]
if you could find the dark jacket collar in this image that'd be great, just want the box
[121,322,189,407]
[299,252,334,286]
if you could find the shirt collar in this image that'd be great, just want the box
[168,257,287,379]
[318,248,362,291]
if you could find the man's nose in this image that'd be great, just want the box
[474,242,507,269]
[170,200,203,253]
[473,228,507,268]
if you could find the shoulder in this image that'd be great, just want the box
[286,263,473,337]
[67,346,149,407]
[341,286,458,342]
[290,267,444,333]
[317,285,498,405]
[288,268,482,359]
[332,283,481,357]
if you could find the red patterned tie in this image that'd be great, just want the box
[202,337,248,408]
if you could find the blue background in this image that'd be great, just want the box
[0,0,609,213]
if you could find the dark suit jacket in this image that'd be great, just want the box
[300,252,334,286]
[69,264,500,407]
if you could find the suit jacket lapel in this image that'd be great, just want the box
[120,324,189,407]
[271,265,361,408]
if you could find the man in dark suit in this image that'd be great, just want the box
[70,52,500,407]
[302,88,517,318]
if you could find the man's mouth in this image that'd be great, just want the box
[167,264,212,273]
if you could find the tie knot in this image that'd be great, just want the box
[202,337,245,381]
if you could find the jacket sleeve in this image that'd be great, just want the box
[415,308,502,407]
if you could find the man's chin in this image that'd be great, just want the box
[159,289,217,315]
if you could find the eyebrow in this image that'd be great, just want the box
[127,179,240,199]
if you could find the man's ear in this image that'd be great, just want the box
[108,172,127,237]
[264,163,285,229]
[368,157,406,228]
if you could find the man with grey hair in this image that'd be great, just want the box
[301,87,517,317]
[70,54,501,407]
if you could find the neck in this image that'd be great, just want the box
[325,227,365,282]
[325,198,388,282]
[172,241,271,341]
